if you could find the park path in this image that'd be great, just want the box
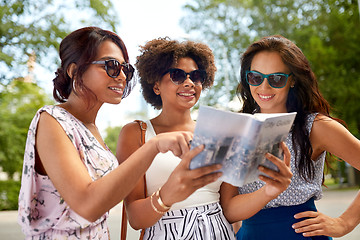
[1,188,359,239]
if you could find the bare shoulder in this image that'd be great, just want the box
[119,121,146,144]
[120,121,142,135]
[314,113,332,122]
[116,121,145,164]
[38,110,55,125]
[312,114,345,133]
[311,114,359,159]
[37,111,66,138]
[36,110,86,176]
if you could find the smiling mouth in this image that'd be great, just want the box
[178,92,195,97]
[108,86,124,95]
[258,94,274,100]
[109,87,123,91]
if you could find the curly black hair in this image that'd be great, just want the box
[135,37,216,109]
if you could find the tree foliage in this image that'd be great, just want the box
[0,80,53,178]
[0,0,120,178]
[0,0,118,84]
[104,126,122,155]
[182,1,253,107]
[181,0,360,136]
[0,180,21,210]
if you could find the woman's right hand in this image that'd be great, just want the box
[151,131,193,158]
[259,141,292,199]
[158,144,223,207]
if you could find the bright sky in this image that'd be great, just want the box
[96,0,191,133]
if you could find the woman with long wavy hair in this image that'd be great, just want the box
[229,35,360,239]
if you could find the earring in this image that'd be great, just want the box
[72,79,77,93]
[291,84,295,88]
[154,90,160,95]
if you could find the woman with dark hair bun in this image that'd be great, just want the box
[17,27,210,239]
[230,35,360,239]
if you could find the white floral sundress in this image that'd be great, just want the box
[18,105,119,239]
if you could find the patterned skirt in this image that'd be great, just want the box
[236,198,332,240]
[143,202,235,240]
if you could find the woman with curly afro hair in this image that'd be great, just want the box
[116,37,292,239]
[137,37,216,109]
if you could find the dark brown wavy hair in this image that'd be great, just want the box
[237,35,333,182]
[53,26,134,104]
[136,37,217,109]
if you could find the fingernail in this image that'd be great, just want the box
[196,145,204,150]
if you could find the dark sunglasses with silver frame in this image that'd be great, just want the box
[92,59,134,81]
[163,68,207,86]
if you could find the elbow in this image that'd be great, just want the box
[127,212,155,230]
[129,223,142,231]
[127,216,146,230]
[77,210,103,223]
[223,207,246,223]
[223,210,236,224]
[83,213,103,223]
[222,205,234,223]
[69,203,105,223]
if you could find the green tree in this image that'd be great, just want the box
[0,0,120,178]
[0,0,118,84]
[104,126,122,155]
[181,0,360,136]
[182,1,252,107]
[0,0,121,209]
[0,80,53,178]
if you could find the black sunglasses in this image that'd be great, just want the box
[246,70,292,89]
[92,59,134,81]
[163,68,207,86]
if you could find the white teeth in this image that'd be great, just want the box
[109,87,122,91]
[179,93,194,96]
[259,94,273,99]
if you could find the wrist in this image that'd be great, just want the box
[338,215,358,235]
[150,187,172,215]
[157,187,172,210]
[145,138,161,155]
[261,186,277,202]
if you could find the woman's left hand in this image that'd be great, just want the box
[259,141,293,199]
[292,211,349,237]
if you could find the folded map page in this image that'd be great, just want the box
[189,105,296,187]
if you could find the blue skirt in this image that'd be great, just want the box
[236,198,332,240]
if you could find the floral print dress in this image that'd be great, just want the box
[18,105,119,239]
